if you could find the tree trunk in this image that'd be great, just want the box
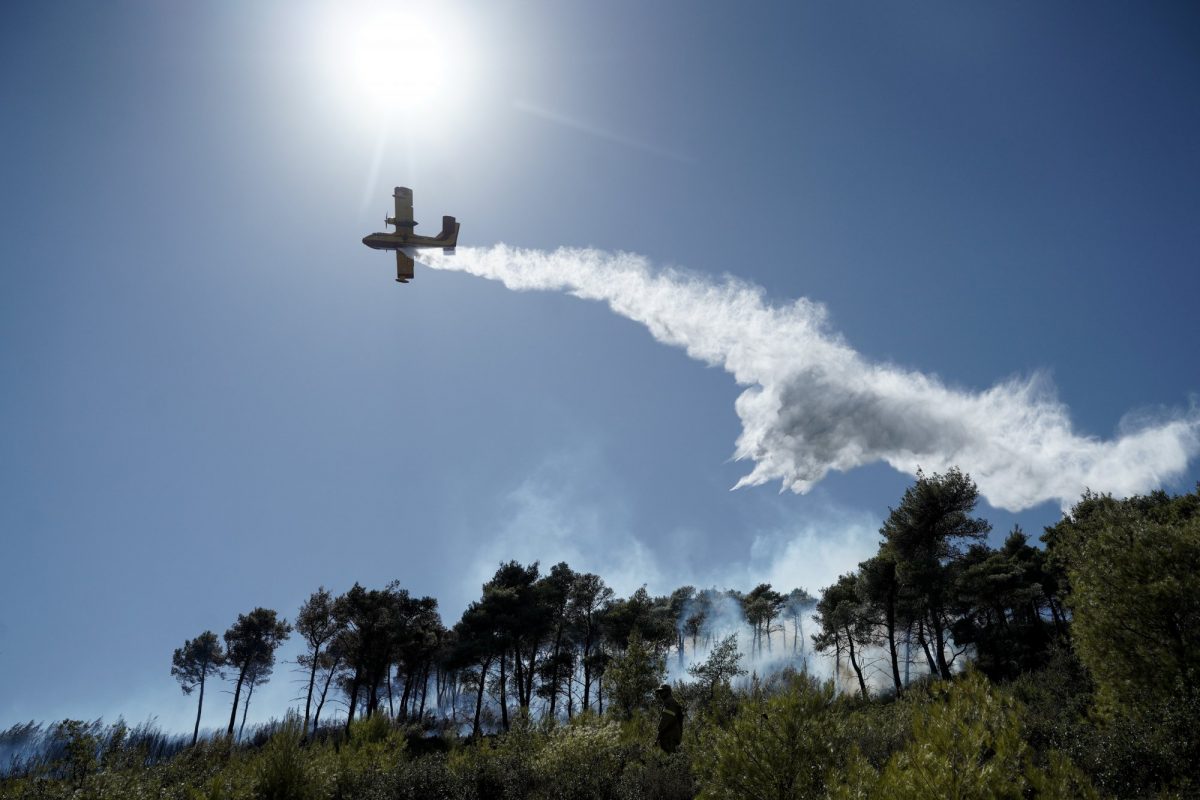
[399,667,414,721]
[345,671,362,733]
[548,625,565,717]
[524,646,537,712]
[303,649,320,739]
[916,620,938,675]
[1048,598,1069,639]
[417,663,430,720]
[312,657,339,740]
[192,672,206,746]
[904,623,912,686]
[566,672,574,719]
[844,626,868,699]
[238,680,255,741]
[512,643,525,709]
[930,610,952,679]
[833,638,843,691]
[884,590,902,694]
[472,655,492,739]
[499,653,510,731]
[226,664,247,738]
[366,671,379,719]
[436,667,446,713]
[582,642,593,712]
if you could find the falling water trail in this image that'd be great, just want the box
[420,245,1200,511]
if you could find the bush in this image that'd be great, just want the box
[615,750,694,800]
[53,719,99,787]
[391,753,456,800]
[605,633,667,720]
[828,671,1097,800]
[1075,693,1200,798]
[532,718,626,800]
[692,673,847,800]
[839,691,918,770]
[1047,490,1200,717]
[448,717,540,800]
[254,717,316,800]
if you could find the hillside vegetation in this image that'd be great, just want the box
[3,472,1198,799]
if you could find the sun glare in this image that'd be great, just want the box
[315,4,475,136]
[351,19,446,110]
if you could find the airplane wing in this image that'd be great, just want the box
[395,250,415,283]
[393,187,415,230]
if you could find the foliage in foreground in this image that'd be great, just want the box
[11,670,1200,800]
[830,671,1097,800]
[2,669,1144,800]
[6,484,1199,798]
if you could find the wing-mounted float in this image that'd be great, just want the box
[361,187,460,283]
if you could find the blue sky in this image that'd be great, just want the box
[2,1,1198,732]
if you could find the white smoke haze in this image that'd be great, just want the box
[461,455,886,692]
[666,591,814,688]
[460,448,665,606]
[423,245,1200,511]
[662,510,884,688]
[461,449,879,611]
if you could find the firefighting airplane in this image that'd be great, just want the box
[361,187,460,283]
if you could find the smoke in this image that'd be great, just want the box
[460,446,664,606]
[456,446,887,692]
[662,512,883,687]
[422,246,1199,511]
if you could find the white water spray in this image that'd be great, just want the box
[422,245,1199,511]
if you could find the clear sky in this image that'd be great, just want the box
[2,1,1198,732]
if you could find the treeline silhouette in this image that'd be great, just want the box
[163,468,1073,741]
[4,470,1198,799]
[172,560,820,746]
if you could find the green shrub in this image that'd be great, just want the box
[53,719,99,788]
[605,632,667,720]
[391,753,457,800]
[840,691,918,770]
[253,718,316,800]
[692,672,847,800]
[1074,693,1200,798]
[346,714,392,747]
[448,719,540,800]
[829,671,1097,800]
[615,750,694,800]
[532,718,626,800]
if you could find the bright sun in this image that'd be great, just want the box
[350,18,448,111]
[315,3,475,135]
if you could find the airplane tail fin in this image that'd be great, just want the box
[437,215,460,251]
